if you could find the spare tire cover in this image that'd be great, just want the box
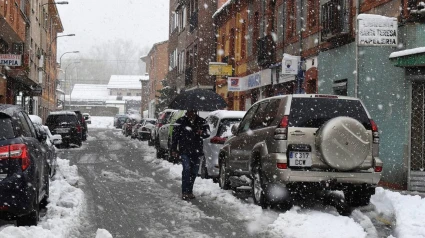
[316,116,370,171]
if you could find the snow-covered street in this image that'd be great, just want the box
[2,116,425,238]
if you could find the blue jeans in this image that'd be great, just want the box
[181,154,200,194]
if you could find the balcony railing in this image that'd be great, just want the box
[321,0,350,41]
[189,12,198,32]
[185,67,193,86]
[256,35,275,67]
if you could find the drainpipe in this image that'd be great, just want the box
[297,0,304,94]
[355,0,359,98]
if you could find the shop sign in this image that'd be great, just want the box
[30,85,43,96]
[228,69,271,92]
[0,54,22,66]
[209,62,233,76]
[358,14,398,46]
[282,53,300,75]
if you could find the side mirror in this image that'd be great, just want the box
[51,134,62,145]
[37,128,47,142]
[231,123,239,135]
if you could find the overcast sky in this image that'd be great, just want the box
[56,0,169,59]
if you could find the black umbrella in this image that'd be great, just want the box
[168,88,227,111]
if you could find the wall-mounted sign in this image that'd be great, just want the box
[209,62,233,76]
[0,54,22,66]
[358,14,398,46]
[30,85,43,96]
[228,69,272,91]
[282,53,300,75]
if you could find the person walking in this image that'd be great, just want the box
[171,109,209,200]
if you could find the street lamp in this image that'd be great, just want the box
[59,51,79,67]
[64,62,80,109]
[41,1,68,7]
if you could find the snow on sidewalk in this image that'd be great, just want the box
[0,158,113,238]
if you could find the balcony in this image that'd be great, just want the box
[256,35,276,67]
[189,12,198,32]
[321,0,350,41]
[185,67,193,86]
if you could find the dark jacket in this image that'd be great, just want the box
[171,115,209,156]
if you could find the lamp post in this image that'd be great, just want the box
[64,62,80,109]
[59,51,79,67]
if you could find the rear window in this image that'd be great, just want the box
[46,115,78,125]
[289,98,371,129]
[118,117,127,122]
[146,120,156,125]
[0,116,15,140]
[217,118,242,137]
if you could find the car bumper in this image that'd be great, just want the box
[263,153,382,185]
[138,132,150,140]
[0,172,36,219]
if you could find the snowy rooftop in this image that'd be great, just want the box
[389,47,425,58]
[107,75,149,90]
[70,84,109,101]
[212,0,234,19]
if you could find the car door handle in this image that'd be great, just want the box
[290,130,305,136]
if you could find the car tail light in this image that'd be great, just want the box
[0,144,30,171]
[274,116,289,140]
[370,119,379,144]
[210,136,226,144]
[76,124,82,133]
[374,166,382,172]
[277,163,287,169]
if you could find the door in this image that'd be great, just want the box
[410,81,425,192]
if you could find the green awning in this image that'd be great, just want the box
[389,47,425,67]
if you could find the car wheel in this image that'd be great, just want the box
[17,189,39,226]
[40,177,50,209]
[251,161,269,208]
[77,139,82,147]
[156,148,165,159]
[344,190,372,207]
[219,159,231,190]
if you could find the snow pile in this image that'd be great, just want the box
[371,187,425,238]
[95,229,113,238]
[0,159,86,238]
[267,207,366,238]
[87,116,114,129]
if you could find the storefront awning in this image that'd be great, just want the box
[389,47,425,67]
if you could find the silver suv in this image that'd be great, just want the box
[219,94,383,208]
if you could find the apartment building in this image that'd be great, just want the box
[167,0,217,93]
[0,0,63,120]
[141,40,169,118]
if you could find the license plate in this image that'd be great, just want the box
[289,151,312,167]
[56,128,69,133]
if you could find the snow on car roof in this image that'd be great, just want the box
[29,115,43,125]
[49,111,77,116]
[207,110,246,119]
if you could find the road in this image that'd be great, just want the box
[58,128,394,238]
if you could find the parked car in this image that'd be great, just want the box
[130,119,146,139]
[114,114,128,129]
[153,109,176,155]
[122,118,137,137]
[0,105,50,226]
[46,111,83,147]
[137,118,156,141]
[199,110,246,182]
[74,111,88,141]
[29,115,61,178]
[219,94,383,209]
[83,113,91,124]
[157,110,184,160]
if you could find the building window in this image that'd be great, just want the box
[307,0,319,30]
[253,12,260,55]
[127,92,131,96]
[136,93,141,96]
[321,0,350,41]
[286,0,296,39]
[333,79,347,96]
[241,21,247,59]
